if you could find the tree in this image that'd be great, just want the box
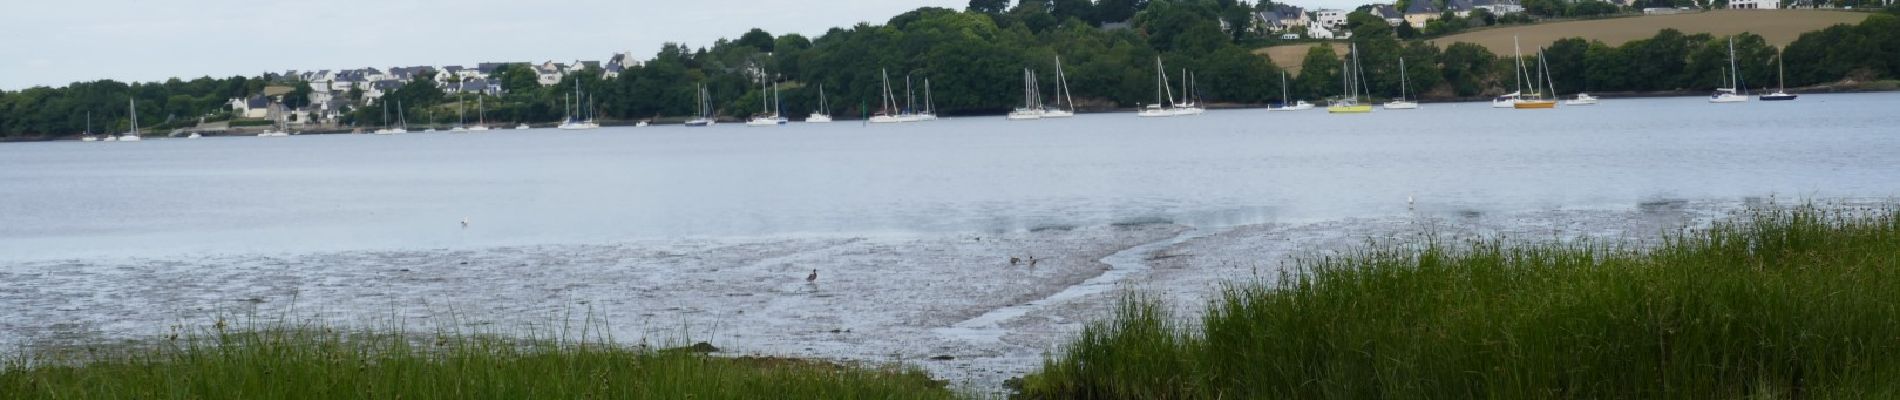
[1295,44,1342,100]
[968,0,1009,13]
[736,28,776,53]
[1441,42,1496,96]
[284,81,313,110]
[1545,37,1590,93]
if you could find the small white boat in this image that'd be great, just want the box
[869,70,907,124]
[808,85,835,123]
[1041,109,1074,118]
[103,135,119,142]
[119,98,142,141]
[1139,57,1178,118]
[469,125,490,131]
[450,126,468,132]
[469,97,491,131]
[1007,69,1045,121]
[1383,57,1421,110]
[189,132,205,138]
[635,120,650,127]
[1268,72,1312,111]
[1171,69,1205,116]
[1043,56,1077,118]
[1563,93,1599,106]
[81,136,98,142]
[1760,56,1797,101]
[1269,101,1314,111]
[1491,93,1521,108]
[81,112,99,141]
[514,123,529,130]
[1710,38,1750,104]
[745,75,788,127]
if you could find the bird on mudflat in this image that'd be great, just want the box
[807,269,818,283]
[461,217,470,228]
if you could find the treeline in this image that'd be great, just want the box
[3,1,1898,137]
[0,77,267,137]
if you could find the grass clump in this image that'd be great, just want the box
[1018,205,1900,399]
[2,322,957,399]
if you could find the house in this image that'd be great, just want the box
[1273,5,1311,28]
[1446,0,1478,16]
[535,61,568,85]
[1255,11,1289,33]
[1474,0,1527,14]
[1371,4,1406,26]
[1309,26,1339,39]
[451,79,503,96]
[1404,0,1444,28]
[227,95,271,119]
[1729,0,1778,8]
[604,52,638,79]
[1314,9,1350,28]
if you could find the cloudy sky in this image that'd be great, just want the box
[1,0,976,89]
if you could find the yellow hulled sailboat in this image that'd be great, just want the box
[1513,37,1557,109]
[1328,42,1373,114]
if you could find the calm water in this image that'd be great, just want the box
[4,93,1898,261]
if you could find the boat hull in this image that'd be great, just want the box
[1326,105,1373,114]
[1760,94,1797,101]
[1382,101,1419,110]
[1514,101,1556,109]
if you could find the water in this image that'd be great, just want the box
[4,93,1899,261]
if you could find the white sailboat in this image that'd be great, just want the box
[1172,69,1205,116]
[559,79,598,129]
[1007,69,1045,121]
[450,95,469,132]
[807,85,834,123]
[1268,70,1313,111]
[870,69,905,123]
[1711,37,1749,103]
[470,97,491,130]
[747,70,788,127]
[1139,57,1176,118]
[1383,57,1420,110]
[1043,56,1076,118]
[685,84,716,127]
[81,111,99,141]
[373,100,405,134]
[1493,36,1529,109]
[917,78,938,121]
[118,98,143,141]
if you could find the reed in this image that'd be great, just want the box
[1018,205,1900,399]
[2,319,956,399]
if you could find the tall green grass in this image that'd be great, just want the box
[1018,205,1900,399]
[2,321,957,399]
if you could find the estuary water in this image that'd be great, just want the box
[4,93,1898,261]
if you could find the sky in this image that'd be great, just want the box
[0,0,997,89]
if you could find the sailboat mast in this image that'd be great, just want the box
[1398,57,1408,101]
[129,98,138,134]
[1513,36,1526,96]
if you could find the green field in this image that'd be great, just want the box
[1018,204,1900,399]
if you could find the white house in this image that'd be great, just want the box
[1314,9,1349,28]
[227,96,270,119]
[1729,0,1778,8]
[1474,0,1527,14]
[1309,26,1338,39]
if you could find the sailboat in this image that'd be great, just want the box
[685,84,716,127]
[1514,46,1557,109]
[373,100,404,134]
[424,108,439,132]
[747,70,788,127]
[1328,42,1373,114]
[1008,69,1045,121]
[917,78,939,121]
[1761,55,1797,101]
[1493,36,1529,109]
[807,85,834,123]
[559,79,598,129]
[896,74,923,122]
[118,98,143,141]
[259,104,290,137]
[470,97,491,131]
[1268,70,1313,111]
[870,69,904,123]
[1139,57,1177,118]
[1384,57,1420,110]
[1711,37,1749,103]
[1043,56,1076,118]
[80,111,99,141]
[1173,70,1206,116]
[450,95,469,132]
